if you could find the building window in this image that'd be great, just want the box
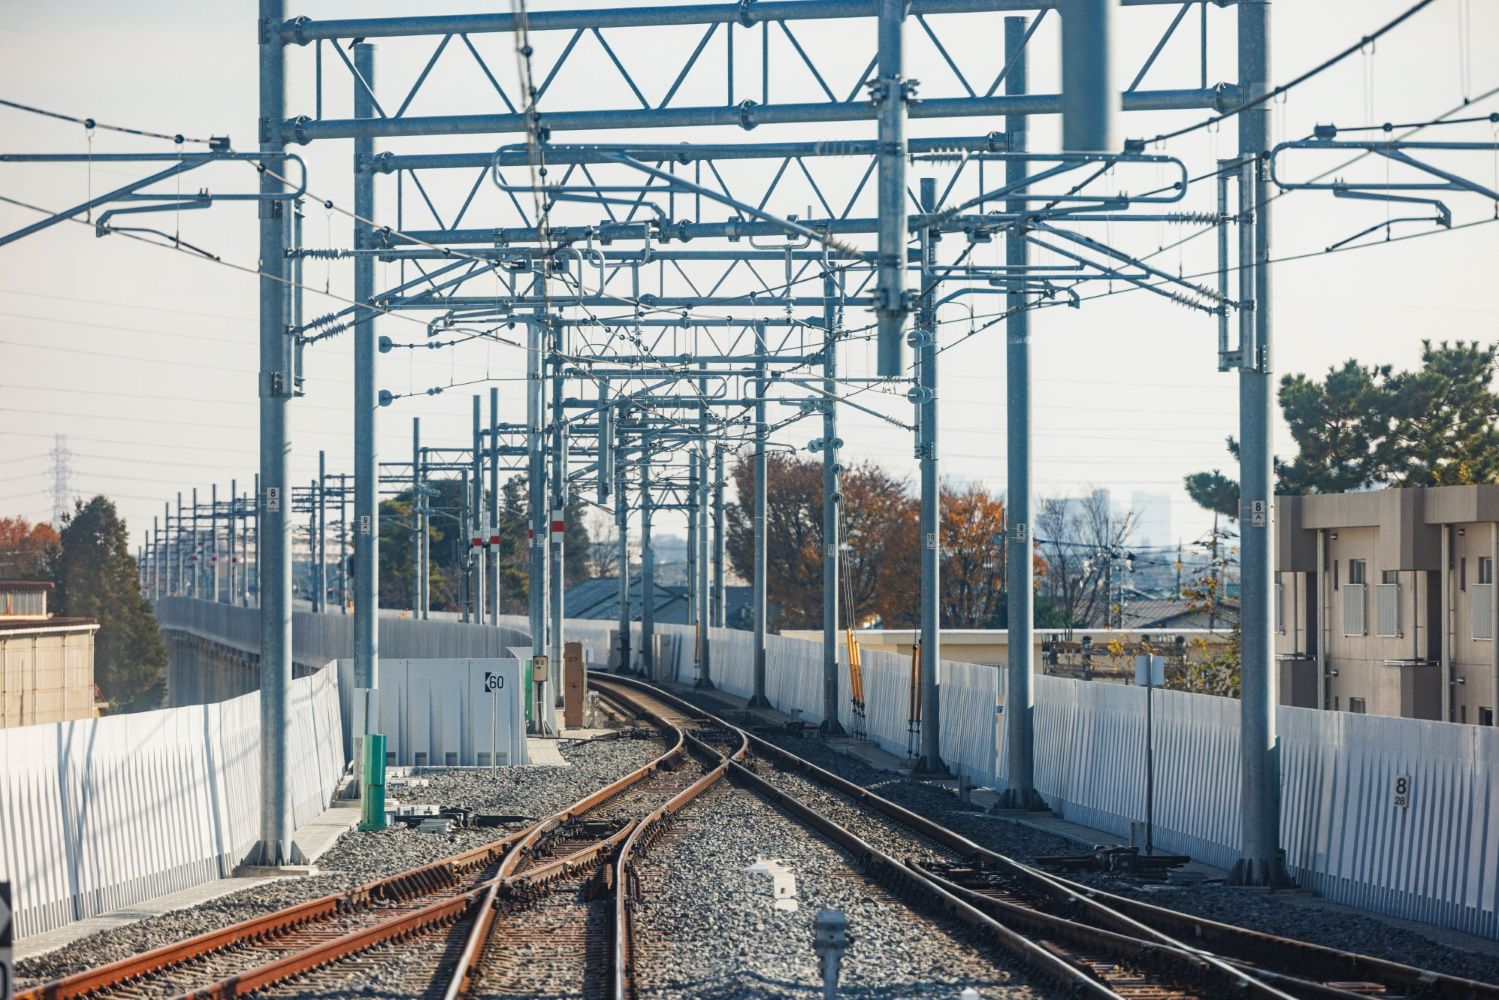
[1333,559,1339,591]
[1343,562,1367,636]
[1375,572,1401,637]
[1481,707,1495,727]
[1349,697,1367,714]
[1333,696,1340,711]
[1460,705,1467,724]
[1460,557,1467,592]
[1275,580,1285,635]
[1473,569,1495,640]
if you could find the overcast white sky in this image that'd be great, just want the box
[2,0,1497,559]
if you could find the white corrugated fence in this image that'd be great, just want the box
[0,661,343,939]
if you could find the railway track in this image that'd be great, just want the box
[441,680,744,999]
[17,688,695,1000]
[24,673,1498,1000]
[610,675,1499,1000]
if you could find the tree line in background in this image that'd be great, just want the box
[1174,340,1499,694]
[1187,340,1499,516]
[376,477,592,615]
[722,452,1126,632]
[0,500,167,712]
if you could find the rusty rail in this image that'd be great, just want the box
[23,679,689,1000]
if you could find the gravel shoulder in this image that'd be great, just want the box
[631,782,1044,999]
[15,733,661,991]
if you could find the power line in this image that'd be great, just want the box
[0,96,219,146]
[0,285,256,322]
[1142,0,1439,146]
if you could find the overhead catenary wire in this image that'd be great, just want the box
[0,96,219,146]
[1139,0,1440,147]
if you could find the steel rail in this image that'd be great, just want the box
[436,678,741,1000]
[605,675,1499,1000]
[595,674,1184,997]
[22,691,687,1000]
[912,861,1374,1000]
[14,832,524,1000]
[591,676,753,1000]
[180,704,691,1000]
[750,727,1499,1000]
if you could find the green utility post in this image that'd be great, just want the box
[524,660,533,725]
[359,733,387,831]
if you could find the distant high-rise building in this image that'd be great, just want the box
[1130,490,1173,550]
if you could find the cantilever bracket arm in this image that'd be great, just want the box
[1029,221,1226,311]
[1269,138,1499,203]
[0,151,307,247]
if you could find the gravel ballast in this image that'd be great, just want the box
[631,782,1041,999]
[678,686,1499,987]
[15,733,663,991]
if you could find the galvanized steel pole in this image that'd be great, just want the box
[821,269,843,732]
[175,492,184,595]
[640,441,656,678]
[229,480,237,606]
[352,42,380,717]
[548,325,566,707]
[339,475,350,614]
[874,0,910,377]
[1232,0,1285,887]
[210,483,220,602]
[1060,0,1118,152]
[411,418,422,617]
[191,487,200,597]
[749,322,771,707]
[488,386,501,623]
[471,394,486,624]
[687,458,699,657]
[252,473,260,608]
[307,478,318,609]
[315,452,327,612]
[528,316,546,665]
[712,445,726,628]
[696,367,713,689]
[162,501,171,597]
[254,0,297,867]
[916,177,944,773]
[1000,15,1044,809]
[151,515,160,599]
[616,427,631,673]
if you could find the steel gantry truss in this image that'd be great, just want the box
[29,0,1499,887]
[245,0,1276,877]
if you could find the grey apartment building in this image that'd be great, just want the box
[1276,486,1498,725]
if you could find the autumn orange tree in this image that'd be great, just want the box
[725,454,1040,630]
[937,484,1011,628]
[725,452,913,630]
[0,515,59,578]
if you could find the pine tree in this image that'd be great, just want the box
[1186,342,1499,517]
[52,496,167,711]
